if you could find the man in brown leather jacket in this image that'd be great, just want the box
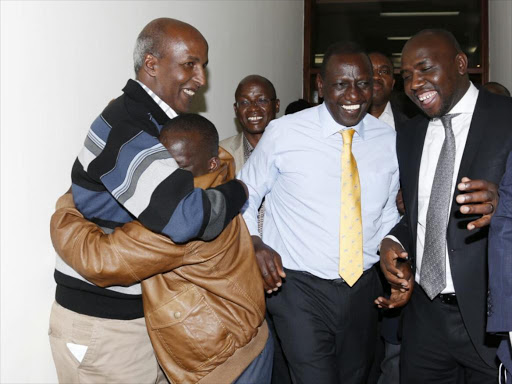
[50,114,273,384]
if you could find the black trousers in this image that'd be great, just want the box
[400,287,498,384]
[267,267,382,384]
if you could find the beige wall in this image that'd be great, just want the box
[489,0,512,91]
[0,1,303,382]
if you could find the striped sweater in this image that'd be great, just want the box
[55,79,246,319]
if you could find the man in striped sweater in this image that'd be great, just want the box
[49,18,247,383]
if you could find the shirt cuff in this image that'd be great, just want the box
[380,235,404,253]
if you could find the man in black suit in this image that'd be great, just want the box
[376,29,512,383]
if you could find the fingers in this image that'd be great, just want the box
[274,254,287,279]
[459,202,494,215]
[456,190,494,205]
[457,178,494,193]
[466,215,492,230]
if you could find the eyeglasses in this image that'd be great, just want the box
[235,98,276,108]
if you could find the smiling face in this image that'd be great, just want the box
[143,25,208,114]
[234,77,279,140]
[401,32,469,118]
[369,52,395,107]
[316,53,373,127]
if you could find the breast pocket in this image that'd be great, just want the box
[147,287,235,371]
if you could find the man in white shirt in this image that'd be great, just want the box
[239,42,400,384]
[377,29,512,383]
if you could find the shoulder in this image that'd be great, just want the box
[220,133,243,150]
[266,105,321,135]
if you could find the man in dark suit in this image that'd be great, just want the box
[488,152,512,376]
[376,29,512,383]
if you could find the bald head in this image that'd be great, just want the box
[400,29,469,118]
[133,18,206,74]
[404,29,463,57]
[235,75,276,100]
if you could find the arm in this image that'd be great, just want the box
[488,153,512,333]
[74,117,246,243]
[239,122,285,292]
[50,193,190,287]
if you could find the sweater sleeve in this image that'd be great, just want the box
[72,115,246,242]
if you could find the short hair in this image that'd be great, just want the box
[484,81,511,97]
[320,41,371,78]
[160,114,219,158]
[285,99,313,115]
[133,20,167,73]
[368,51,394,70]
[409,29,463,54]
[235,75,276,100]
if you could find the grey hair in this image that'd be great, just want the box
[133,33,161,74]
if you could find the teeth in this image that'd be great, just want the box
[418,91,436,101]
[248,116,263,121]
[342,104,360,111]
[183,89,195,96]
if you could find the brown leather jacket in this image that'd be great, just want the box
[50,148,267,384]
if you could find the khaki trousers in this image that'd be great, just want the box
[48,301,168,384]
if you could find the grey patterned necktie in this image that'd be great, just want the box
[420,113,460,300]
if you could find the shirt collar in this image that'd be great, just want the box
[442,82,479,118]
[382,101,394,119]
[319,102,366,139]
[135,80,178,120]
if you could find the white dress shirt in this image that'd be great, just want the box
[378,101,396,130]
[404,83,479,294]
[239,103,400,279]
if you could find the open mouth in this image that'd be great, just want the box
[247,116,263,122]
[417,90,438,106]
[341,104,361,112]
[183,89,196,97]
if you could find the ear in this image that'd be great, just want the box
[142,53,158,78]
[391,76,396,90]
[316,73,324,99]
[208,157,221,173]
[275,99,281,113]
[233,103,238,115]
[455,52,468,76]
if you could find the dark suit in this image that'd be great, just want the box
[389,90,512,382]
[488,152,512,374]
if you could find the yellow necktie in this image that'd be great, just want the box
[339,129,363,287]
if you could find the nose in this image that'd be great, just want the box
[195,66,207,88]
[346,84,362,102]
[373,70,380,82]
[410,72,425,91]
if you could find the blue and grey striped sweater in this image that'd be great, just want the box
[54,79,246,319]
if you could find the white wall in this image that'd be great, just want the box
[0,1,303,382]
[489,0,512,91]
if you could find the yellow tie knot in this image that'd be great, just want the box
[341,129,355,146]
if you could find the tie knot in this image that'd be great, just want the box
[340,129,355,145]
[439,113,460,129]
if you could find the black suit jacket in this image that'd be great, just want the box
[389,90,512,366]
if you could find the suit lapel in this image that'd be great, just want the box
[455,92,487,186]
[406,118,429,256]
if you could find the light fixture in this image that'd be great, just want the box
[391,53,402,56]
[467,46,477,54]
[387,37,411,41]
[380,11,460,17]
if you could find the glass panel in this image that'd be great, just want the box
[313,0,482,69]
